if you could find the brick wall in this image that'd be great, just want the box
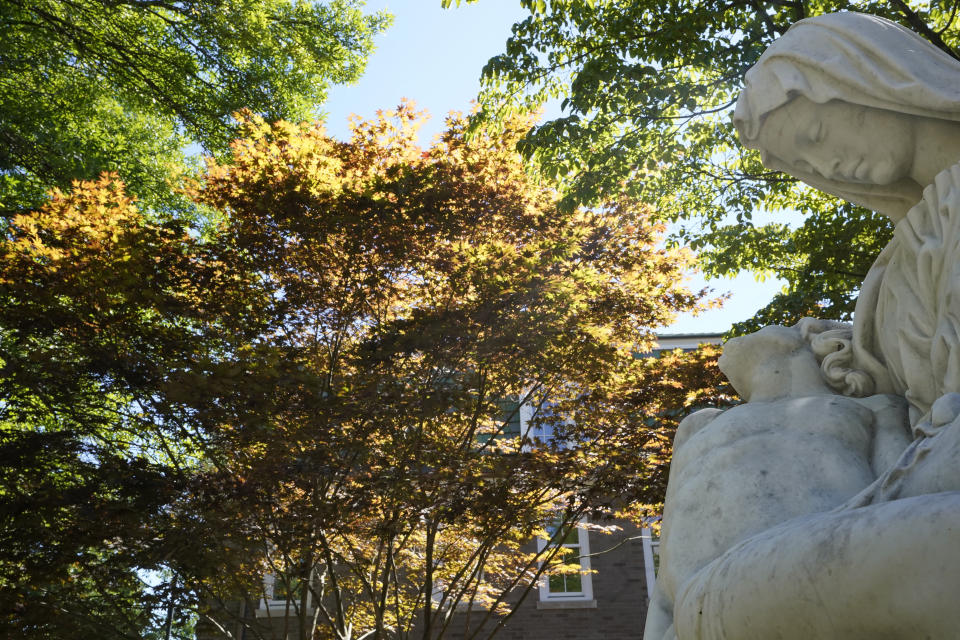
[439,520,651,640]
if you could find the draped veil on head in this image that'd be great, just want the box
[734,11,960,222]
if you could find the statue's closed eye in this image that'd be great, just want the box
[809,121,824,143]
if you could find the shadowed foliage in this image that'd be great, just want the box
[1,105,709,639]
[464,0,960,329]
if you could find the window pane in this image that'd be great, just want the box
[548,574,566,592]
[273,575,302,601]
[547,548,583,594]
[561,547,579,566]
[546,523,579,545]
[541,521,592,599]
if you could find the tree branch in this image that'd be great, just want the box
[890,0,960,61]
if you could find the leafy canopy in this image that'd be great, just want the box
[470,0,960,330]
[0,174,247,638]
[1,102,709,639]
[0,0,390,215]
[186,102,707,640]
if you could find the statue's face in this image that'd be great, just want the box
[755,96,914,186]
[719,325,808,399]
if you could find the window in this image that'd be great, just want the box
[522,398,578,450]
[522,400,552,445]
[537,522,594,606]
[432,568,490,612]
[258,570,311,617]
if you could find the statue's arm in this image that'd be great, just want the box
[673,408,723,452]
[856,394,912,475]
[643,407,723,639]
[643,580,677,640]
[674,493,960,640]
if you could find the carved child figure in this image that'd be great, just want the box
[643,320,911,640]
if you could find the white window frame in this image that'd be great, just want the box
[641,526,660,598]
[537,522,594,604]
[519,401,538,451]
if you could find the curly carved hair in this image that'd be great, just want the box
[795,317,874,397]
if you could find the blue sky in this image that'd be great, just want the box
[322,1,785,335]
[323,1,529,143]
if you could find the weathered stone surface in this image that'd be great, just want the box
[644,322,911,640]
[646,11,960,639]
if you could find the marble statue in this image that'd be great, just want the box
[645,12,960,640]
[644,320,910,640]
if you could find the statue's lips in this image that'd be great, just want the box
[832,157,871,183]
[853,158,872,182]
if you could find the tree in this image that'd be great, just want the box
[0,102,707,638]
[0,175,257,637]
[1,2,388,631]
[623,344,738,516]
[0,0,390,215]
[466,0,960,329]
[179,103,707,640]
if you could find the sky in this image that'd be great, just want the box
[322,0,785,335]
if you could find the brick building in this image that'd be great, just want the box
[436,520,655,640]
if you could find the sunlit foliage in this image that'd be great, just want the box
[184,103,706,639]
[1,104,708,639]
[0,0,390,216]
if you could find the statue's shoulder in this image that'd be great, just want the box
[675,407,725,451]
[849,393,907,412]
